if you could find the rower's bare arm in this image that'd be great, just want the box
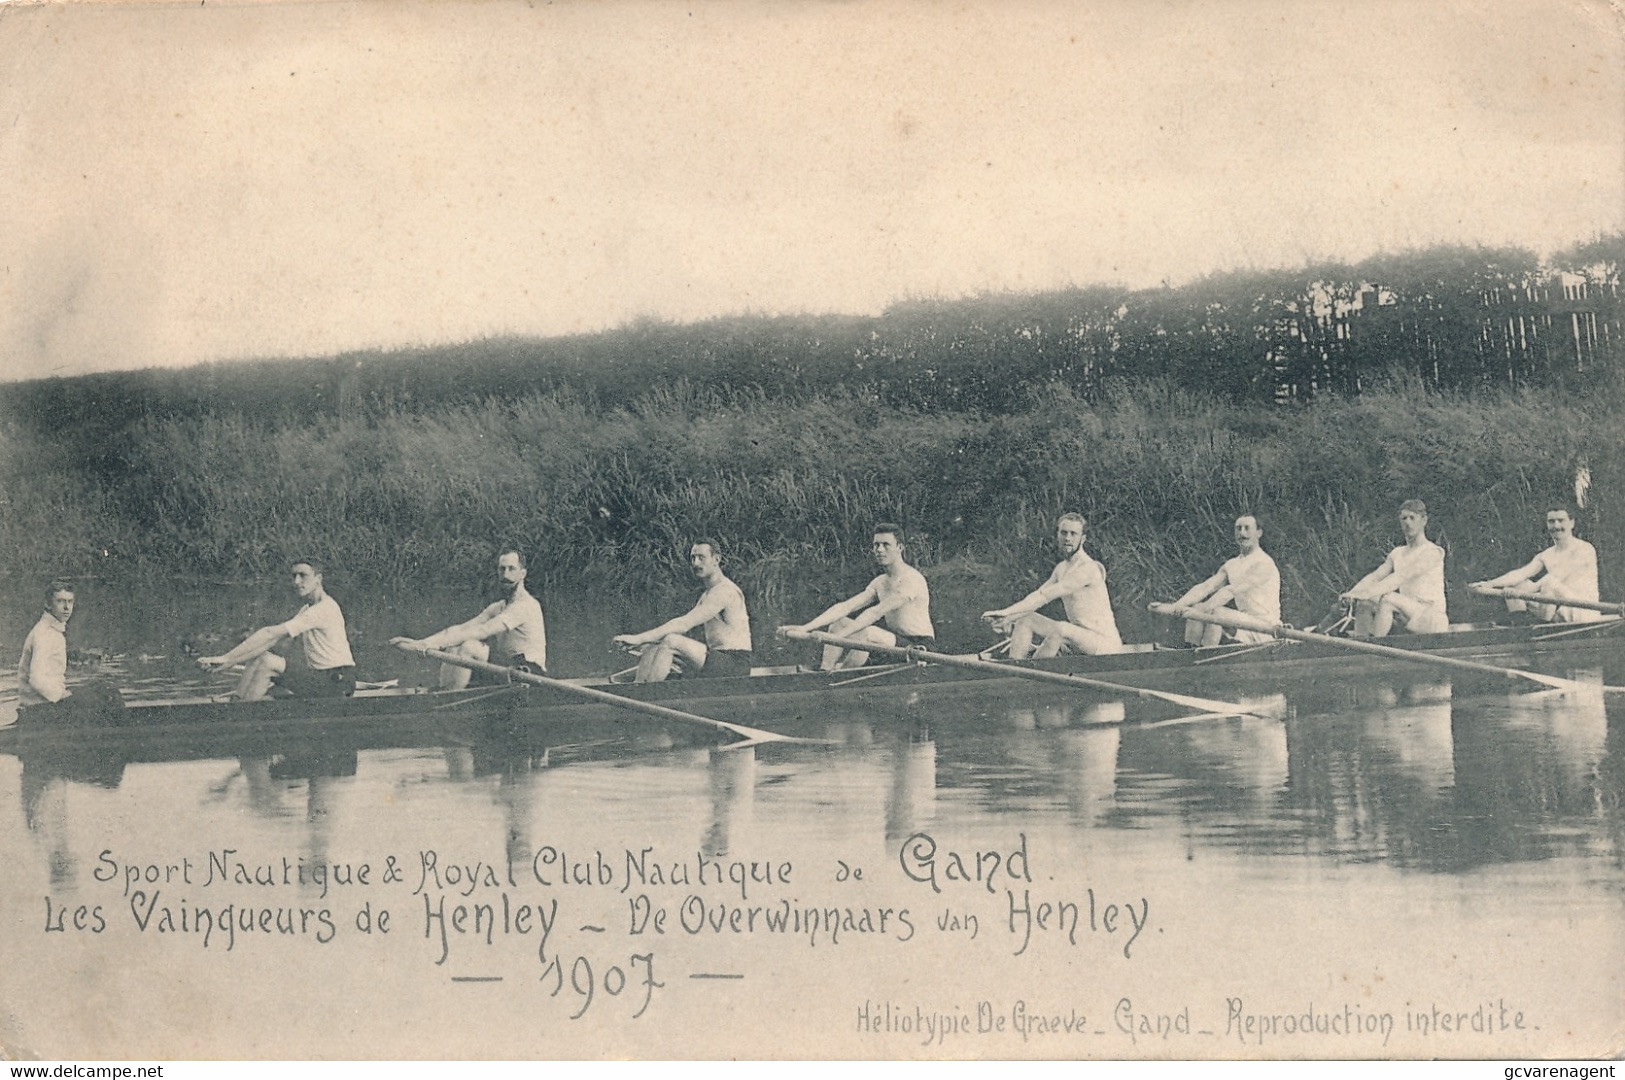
[198,625,288,669]
[1342,557,1396,601]
[983,588,1049,622]
[390,607,490,650]
[1174,570,1227,608]
[621,595,727,645]
[1471,556,1545,592]
[789,589,875,634]
[849,586,917,631]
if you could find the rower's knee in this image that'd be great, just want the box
[247,653,284,676]
[450,640,490,661]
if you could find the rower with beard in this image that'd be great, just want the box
[613,539,754,682]
[981,512,1124,657]
[391,549,547,687]
[1169,514,1281,646]
[1469,506,1603,623]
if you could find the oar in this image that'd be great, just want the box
[399,645,819,747]
[1149,602,1625,693]
[1468,585,1625,616]
[780,628,1259,717]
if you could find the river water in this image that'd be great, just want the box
[0,582,1620,1060]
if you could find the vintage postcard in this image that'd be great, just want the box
[0,0,1621,1063]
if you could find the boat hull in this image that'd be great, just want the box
[3,618,1620,752]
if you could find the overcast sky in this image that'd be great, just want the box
[0,0,1620,381]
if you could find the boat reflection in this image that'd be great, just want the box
[5,659,1621,884]
[884,736,936,840]
[704,745,757,854]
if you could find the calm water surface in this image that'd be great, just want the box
[1,582,1620,1059]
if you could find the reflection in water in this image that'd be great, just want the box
[705,746,756,854]
[17,749,125,890]
[1452,672,1614,870]
[7,655,1623,901]
[495,751,542,886]
[1360,682,1456,793]
[1181,713,1291,803]
[884,737,936,840]
[1052,726,1120,827]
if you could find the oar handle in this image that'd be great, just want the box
[782,626,1255,717]
[395,642,808,744]
[1468,586,1623,615]
[1150,601,1575,690]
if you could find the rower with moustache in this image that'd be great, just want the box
[391,549,548,688]
[1339,500,1448,638]
[1170,515,1281,647]
[612,540,753,682]
[981,512,1124,657]
[197,559,357,700]
[778,523,934,671]
[1468,506,1603,624]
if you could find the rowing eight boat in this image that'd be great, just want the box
[2,615,1618,752]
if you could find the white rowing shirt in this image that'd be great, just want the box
[281,593,355,670]
[477,587,548,666]
[1220,548,1281,623]
[18,612,69,705]
[1211,548,1281,644]
[1389,541,1447,612]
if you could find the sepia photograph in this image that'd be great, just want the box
[0,0,1621,1063]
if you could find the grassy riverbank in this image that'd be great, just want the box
[2,368,1618,641]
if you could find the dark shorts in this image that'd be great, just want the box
[472,656,547,686]
[696,649,753,679]
[272,666,357,698]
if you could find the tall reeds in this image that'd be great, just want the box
[0,368,1616,642]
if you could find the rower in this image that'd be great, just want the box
[1170,514,1280,647]
[391,549,547,688]
[778,523,934,670]
[18,579,77,706]
[1339,499,1447,637]
[613,540,752,682]
[980,512,1124,657]
[197,559,356,700]
[1468,506,1602,623]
